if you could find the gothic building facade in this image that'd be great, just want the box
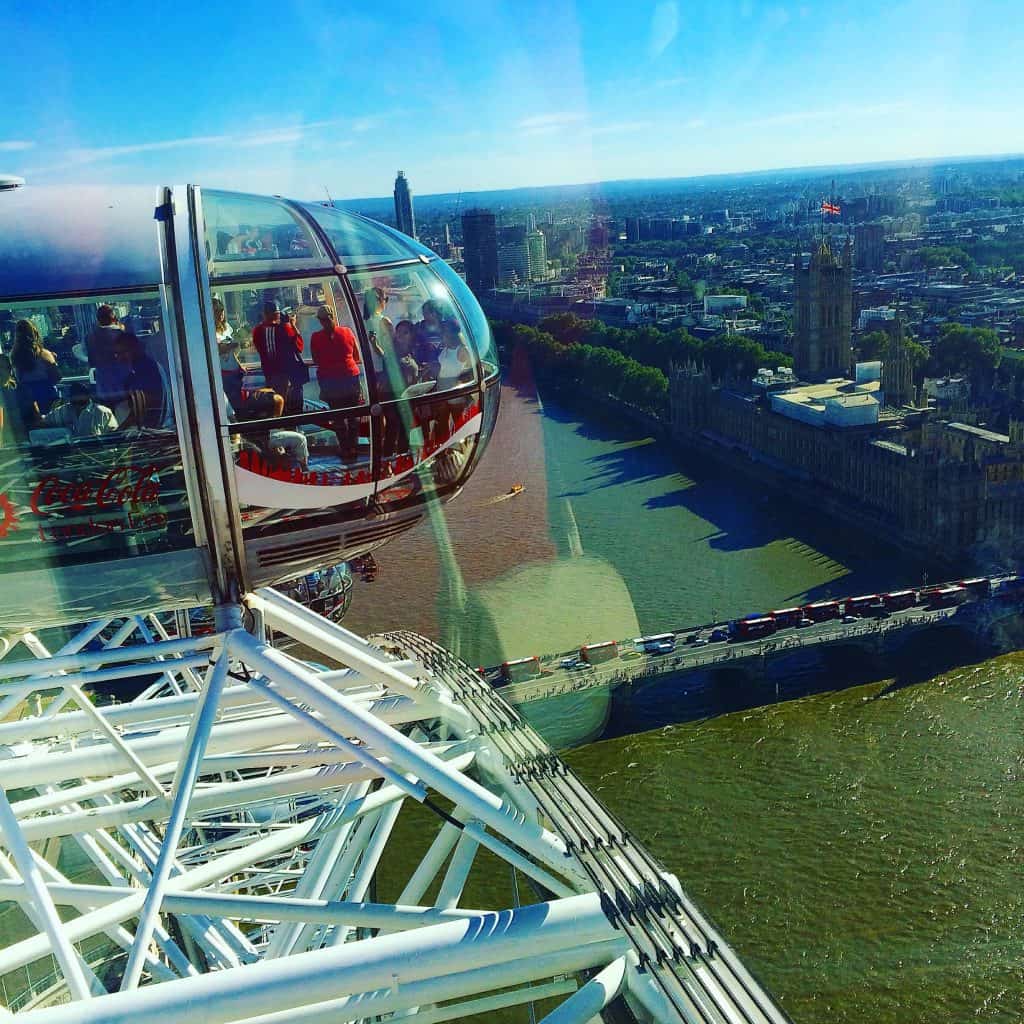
[881,310,915,408]
[669,365,1024,565]
[793,239,853,381]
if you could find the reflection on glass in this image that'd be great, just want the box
[204,191,327,273]
[233,409,373,536]
[349,265,480,405]
[0,288,190,572]
[475,381,501,463]
[211,277,366,422]
[376,393,482,510]
[430,258,500,378]
[0,431,192,571]
[299,203,422,266]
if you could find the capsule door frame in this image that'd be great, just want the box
[164,184,249,602]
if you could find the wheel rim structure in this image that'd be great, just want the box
[0,590,788,1024]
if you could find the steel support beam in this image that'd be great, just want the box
[20,894,621,1024]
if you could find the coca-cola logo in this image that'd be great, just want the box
[30,466,161,515]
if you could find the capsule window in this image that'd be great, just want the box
[1,292,174,444]
[299,203,416,266]
[211,277,366,422]
[428,258,500,380]
[348,265,479,403]
[204,191,328,276]
[0,292,193,571]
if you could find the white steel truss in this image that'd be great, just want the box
[0,591,785,1024]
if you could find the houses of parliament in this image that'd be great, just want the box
[669,238,1024,566]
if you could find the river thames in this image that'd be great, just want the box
[348,365,1024,1023]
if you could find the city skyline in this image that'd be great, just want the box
[4,0,1024,199]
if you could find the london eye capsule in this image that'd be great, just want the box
[0,185,500,629]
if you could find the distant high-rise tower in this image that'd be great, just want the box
[793,238,853,381]
[527,212,537,232]
[498,225,529,286]
[881,307,914,407]
[461,209,498,295]
[854,222,885,272]
[526,229,547,281]
[393,171,416,239]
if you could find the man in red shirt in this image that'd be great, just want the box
[310,305,364,460]
[252,300,307,413]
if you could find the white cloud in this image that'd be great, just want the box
[41,119,365,173]
[649,1,679,58]
[743,103,908,129]
[591,121,655,136]
[518,112,588,136]
[68,135,230,164]
[653,75,689,90]
[0,140,35,152]
[237,129,305,147]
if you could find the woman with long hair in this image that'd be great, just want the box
[10,319,60,425]
[213,297,244,407]
[361,286,391,386]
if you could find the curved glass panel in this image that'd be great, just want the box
[348,266,478,407]
[0,290,193,573]
[0,186,162,298]
[204,191,328,277]
[375,392,483,512]
[475,379,501,463]
[299,204,421,266]
[211,276,366,422]
[232,406,371,534]
[366,219,439,261]
[429,258,500,379]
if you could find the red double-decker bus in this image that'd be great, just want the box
[844,594,880,616]
[802,600,840,622]
[882,589,917,611]
[959,578,992,599]
[925,585,966,609]
[500,656,542,683]
[771,607,804,628]
[580,640,619,664]
[730,616,777,640]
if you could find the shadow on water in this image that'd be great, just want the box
[869,624,993,697]
[540,387,942,595]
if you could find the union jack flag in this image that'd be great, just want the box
[821,200,841,216]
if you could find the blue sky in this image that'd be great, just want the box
[3,0,1023,199]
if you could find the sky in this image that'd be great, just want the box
[3,0,1024,200]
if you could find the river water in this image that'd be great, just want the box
[346,363,1024,1022]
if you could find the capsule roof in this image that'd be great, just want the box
[0,186,442,302]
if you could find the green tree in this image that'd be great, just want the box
[702,334,780,380]
[927,323,1001,378]
[857,330,891,361]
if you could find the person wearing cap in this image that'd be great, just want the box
[310,305,364,461]
[252,300,307,413]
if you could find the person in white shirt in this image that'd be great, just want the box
[47,383,118,437]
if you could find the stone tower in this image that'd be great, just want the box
[793,238,853,381]
[881,307,914,407]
